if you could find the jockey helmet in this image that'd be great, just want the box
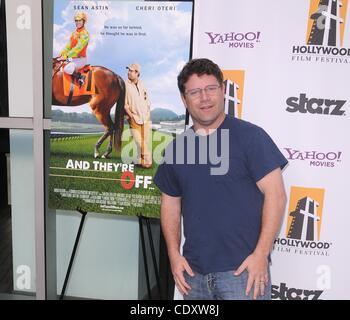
[74,11,87,23]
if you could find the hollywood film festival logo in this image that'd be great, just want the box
[222,70,245,119]
[274,186,333,257]
[292,0,350,64]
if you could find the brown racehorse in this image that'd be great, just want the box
[52,57,125,158]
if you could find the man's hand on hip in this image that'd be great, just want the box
[234,252,269,299]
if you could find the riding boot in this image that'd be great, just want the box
[72,71,85,88]
[78,73,86,88]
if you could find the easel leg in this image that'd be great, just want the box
[59,208,87,300]
[138,215,152,299]
[145,217,161,299]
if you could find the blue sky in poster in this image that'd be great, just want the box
[52,0,193,115]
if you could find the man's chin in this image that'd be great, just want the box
[194,117,221,129]
[196,112,224,125]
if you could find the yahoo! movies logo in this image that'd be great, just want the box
[284,148,343,168]
[274,186,333,257]
[222,70,245,119]
[205,31,261,49]
[292,0,350,64]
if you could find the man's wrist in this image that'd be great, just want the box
[168,249,181,260]
[253,248,270,259]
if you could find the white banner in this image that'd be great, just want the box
[180,0,350,300]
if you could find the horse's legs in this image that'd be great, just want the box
[90,98,115,158]
[100,120,114,158]
[102,134,113,158]
[94,129,112,158]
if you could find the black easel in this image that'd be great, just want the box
[59,208,87,300]
[138,214,161,299]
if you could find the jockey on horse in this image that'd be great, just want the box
[58,11,89,87]
[52,11,126,159]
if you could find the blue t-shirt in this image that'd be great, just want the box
[154,115,288,275]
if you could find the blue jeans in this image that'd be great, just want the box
[183,270,271,300]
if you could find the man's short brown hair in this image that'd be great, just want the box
[177,58,223,94]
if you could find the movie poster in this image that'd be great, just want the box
[49,1,193,217]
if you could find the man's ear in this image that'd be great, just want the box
[221,83,225,95]
[181,94,188,109]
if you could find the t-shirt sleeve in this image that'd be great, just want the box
[246,127,288,182]
[154,163,182,197]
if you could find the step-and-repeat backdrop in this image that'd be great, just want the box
[190,0,349,300]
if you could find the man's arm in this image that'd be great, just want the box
[160,193,194,295]
[124,86,134,119]
[234,167,287,299]
[124,102,133,119]
[255,167,287,259]
[60,39,72,59]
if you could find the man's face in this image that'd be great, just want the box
[75,19,84,29]
[182,74,225,130]
[127,68,139,83]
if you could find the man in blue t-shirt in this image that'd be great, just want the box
[154,58,288,300]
